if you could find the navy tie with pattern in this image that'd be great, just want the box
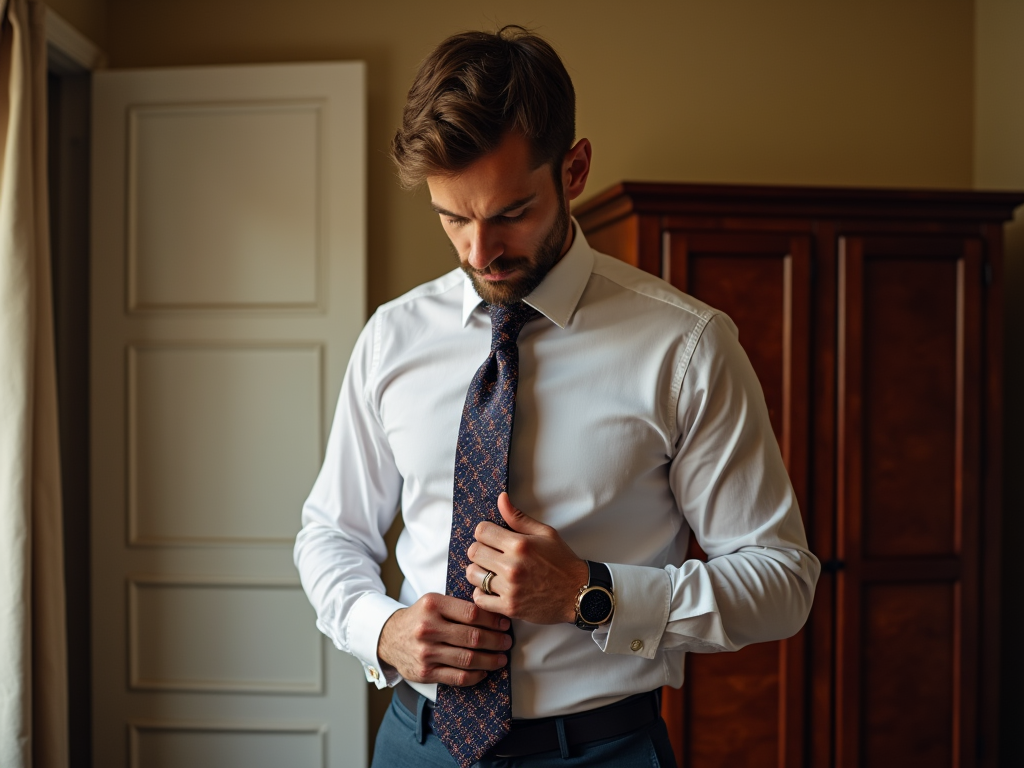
[433,301,540,768]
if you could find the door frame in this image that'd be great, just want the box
[45,8,103,767]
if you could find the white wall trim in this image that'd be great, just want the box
[45,5,105,73]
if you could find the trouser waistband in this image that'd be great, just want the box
[394,681,662,759]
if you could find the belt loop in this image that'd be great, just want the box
[415,693,427,745]
[555,716,570,759]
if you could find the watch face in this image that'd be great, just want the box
[580,587,614,625]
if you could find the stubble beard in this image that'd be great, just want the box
[458,201,570,306]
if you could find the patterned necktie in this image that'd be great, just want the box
[433,301,540,768]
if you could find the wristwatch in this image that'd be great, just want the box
[574,561,615,631]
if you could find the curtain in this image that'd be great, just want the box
[0,0,69,766]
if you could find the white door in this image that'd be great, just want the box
[91,62,367,768]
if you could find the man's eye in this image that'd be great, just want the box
[498,211,526,223]
[445,217,467,227]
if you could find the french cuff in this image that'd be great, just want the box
[347,591,405,689]
[592,563,670,660]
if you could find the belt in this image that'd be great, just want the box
[394,681,662,758]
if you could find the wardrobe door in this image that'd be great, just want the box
[660,230,813,768]
[836,235,983,768]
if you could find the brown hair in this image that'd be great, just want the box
[390,25,576,189]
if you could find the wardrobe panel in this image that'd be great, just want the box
[661,229,812,768]
[576,182,1020,768]
[837,234,983,768]
[862,255,959,559]
[682,642,779,768]
[664,231,811,468]
[861,582,956,767]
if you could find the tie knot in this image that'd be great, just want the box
[488,302,540,349]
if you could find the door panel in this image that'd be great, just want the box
[128,343,323,545]
[662,231,812,768]
[130,724,324,768]
[92,63,366,768]
[836,235,982,768]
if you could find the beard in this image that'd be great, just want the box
[458,200,570,306]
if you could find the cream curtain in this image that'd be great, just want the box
[0,0,69,766]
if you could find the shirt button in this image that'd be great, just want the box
[630,639,644,652]
[369,667,379,680]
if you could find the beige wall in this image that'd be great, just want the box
[975,1,1024,764]
[99,0,975,312]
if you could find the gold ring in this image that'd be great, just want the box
[481,570,496,596]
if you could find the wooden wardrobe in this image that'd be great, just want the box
[574,183,1024,768]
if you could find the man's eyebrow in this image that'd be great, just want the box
[430,194,537,220]
[430,202,461,217]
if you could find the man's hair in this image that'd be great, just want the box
[390,25,576,189]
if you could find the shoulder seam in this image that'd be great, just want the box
[590,257,717,323]
[365,311,383,412]
[668,312,719,440]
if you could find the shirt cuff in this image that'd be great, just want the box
[592,563,670,660]
[346,591,406,689]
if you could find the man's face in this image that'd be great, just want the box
[427,133,573,306]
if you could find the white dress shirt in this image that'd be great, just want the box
[294,221,820,719]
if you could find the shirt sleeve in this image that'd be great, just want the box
[293,311,406,688]
[594,313,820,658]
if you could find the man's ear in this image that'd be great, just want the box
[562,138,592,203]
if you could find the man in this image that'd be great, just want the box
[295,26,819,768]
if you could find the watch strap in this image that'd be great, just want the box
[575,561,614,631]
[586,560,612,590]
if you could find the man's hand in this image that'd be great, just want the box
[377,593,511,686]
[467,492,590,624]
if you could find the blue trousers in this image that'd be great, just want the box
[370,689,677,768]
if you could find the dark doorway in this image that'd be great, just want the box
[46,52,91,768]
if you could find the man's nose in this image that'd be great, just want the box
[466,223,503,270]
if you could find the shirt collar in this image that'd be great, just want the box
[460,217,595,329]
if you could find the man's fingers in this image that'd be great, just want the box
[380,594,514,685]
[421,593,510,649]
[466,562,499,595]
[466,541,503,576]
[497,492,548,535]
[434,668,489,687]
[474,494,551,548]
[449,617,512,653]
[409,645,507,687]
[430,645,508,672]
[436,593,509,631]
[472,588,505,615]
[472,520,519,551]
